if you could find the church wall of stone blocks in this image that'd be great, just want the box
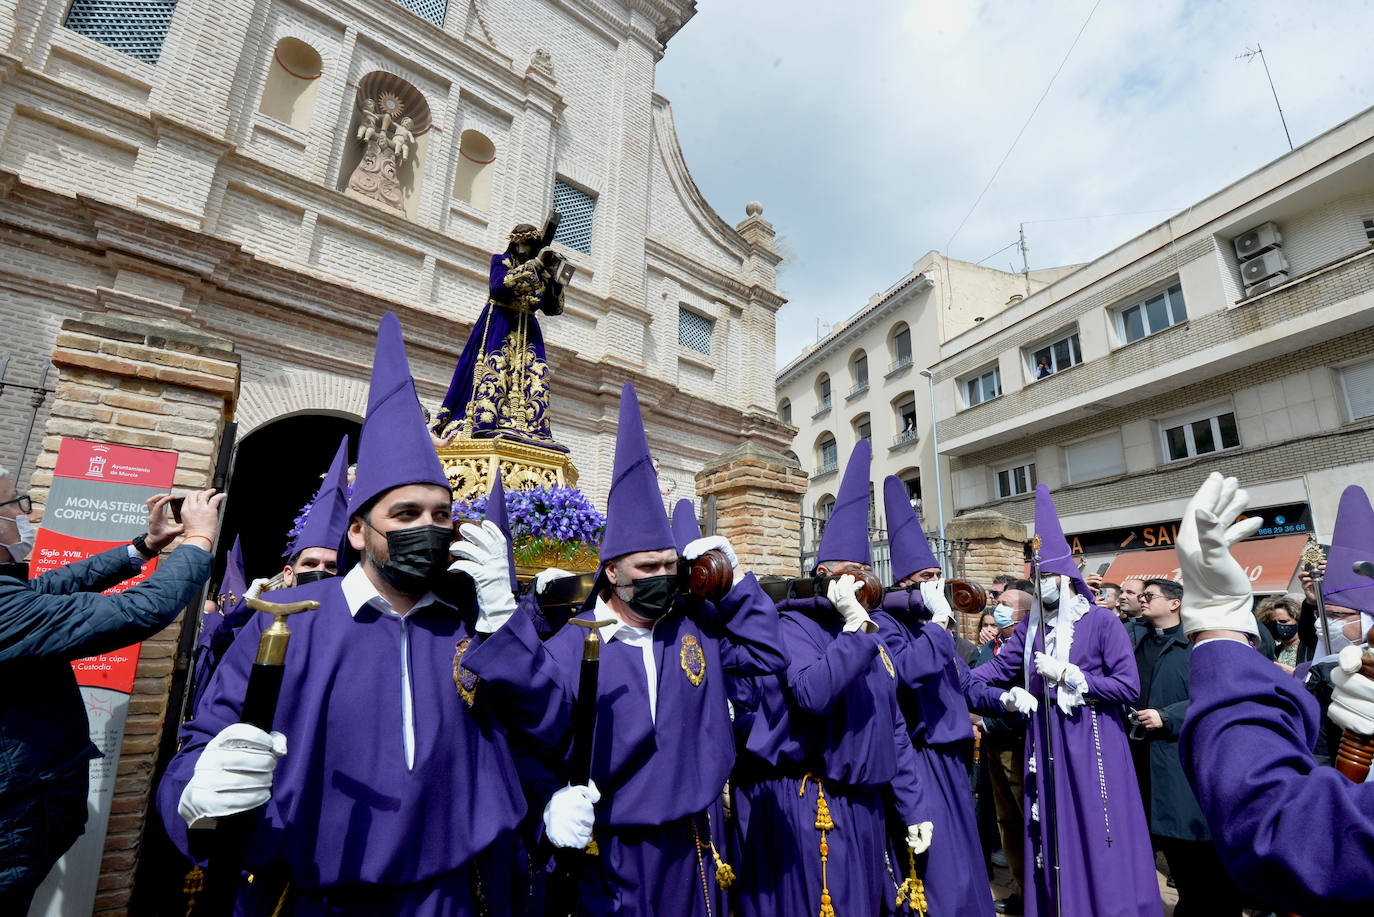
[0,0,794,514]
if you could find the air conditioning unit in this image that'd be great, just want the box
[1244,274,1288,297]
[1233,222,1282,260]
[1240,248,1289,286]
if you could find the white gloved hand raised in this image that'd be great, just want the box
[1175,472,1264,638]
[906,821,934,854]
[244,577,272,601]
[1000,687,1039,715]
[534,567,573,595]
[177,723,287,828]
[684,535,743,586]
[919,579,953,625]
[450,520,518,633]
[543,782,601,849]
[1329,645,1374,736]
[827,574,876,634]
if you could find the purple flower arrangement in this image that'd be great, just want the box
[282,480,355,558]
[454,484,606,568]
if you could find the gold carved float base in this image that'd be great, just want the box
[438,436,579,502]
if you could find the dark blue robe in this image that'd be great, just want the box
[157,575,568,916]
[434,253,564,449]
[540,573,786,916]
[730,596,926,917]
[876,591,995,916]
[1180,638,1374,915]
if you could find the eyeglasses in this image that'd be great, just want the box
[988,589,1004,600]
[0,495,32,514]
[1140,592,1164,603]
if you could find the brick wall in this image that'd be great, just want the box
[28,312,239,915]
[696,442,808,576]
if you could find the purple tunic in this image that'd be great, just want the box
[434,253,564,450]
[731,597,925,917]
[1181,639,1374,915]
[541,573,787,916]
[969,606,1160,917]
[157,577,568,916]
[876,593,995,917]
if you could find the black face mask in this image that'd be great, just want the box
[293,570,335,586]
[1272,621,1299,642]
[620,574,678,620]
[368,523,452,595]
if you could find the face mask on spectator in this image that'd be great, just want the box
[993,603,1015,629]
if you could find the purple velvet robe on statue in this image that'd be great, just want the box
[1181,639,1374,915]
[969,605,1160,917]
[875,590,995,917]
[540,573,787,917]
[434,253,564,449]
[730,596,926,917]
[157,577,568,917]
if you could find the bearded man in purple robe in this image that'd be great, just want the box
[433,223,568,449]
[158,313,570,916]
[968,485,1160,917]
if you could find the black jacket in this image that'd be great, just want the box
[0,544,211,800]
[1129,624,1207,840]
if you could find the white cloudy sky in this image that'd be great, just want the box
[655,0,1374,368]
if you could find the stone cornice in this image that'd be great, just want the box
[650,96,752,265]
[644,238,749,300]
[776,274,932,385]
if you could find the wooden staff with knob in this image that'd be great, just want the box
[198,596,318,916]
[1335,624,1374,783]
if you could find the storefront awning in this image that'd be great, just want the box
[1102,534,1308,594]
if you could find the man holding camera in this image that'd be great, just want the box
[538,383,786,917]
[1,487,223,911]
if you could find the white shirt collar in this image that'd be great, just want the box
[593,595,653,643]
[341,564,448,619]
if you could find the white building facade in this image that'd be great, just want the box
[928,106,1374,588]
[0,0,788,536]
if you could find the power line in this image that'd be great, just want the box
[944,0,1104,254]
[975,240,1021,266]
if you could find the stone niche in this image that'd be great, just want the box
[337,71,432,220]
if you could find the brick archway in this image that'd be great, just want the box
[235,369,368,436]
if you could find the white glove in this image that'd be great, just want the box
[827,574,876,633]
[1034,653,1087,691]
[919,579,953,625]
[543,782,601,849]
[906,821,934,854]
[684,535,743,585]
[245,577,272,600]
[1001,687,1039,715]
[451,520,518,632]
[534,567,573,595]
[1175,473,1264,638]
[177,723,287,828]
[1329,645,1374,736]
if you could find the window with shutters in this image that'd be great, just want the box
[814,375,832,417]
[395,0,447,27]
[678,308,713,355]
[994,460,1036,499]
[962,364,1002,407]
[853,413,871,444]
[889,323,913,374]
[65,0,179,65]
[552,180,596,254]
[892,394,917,447]
[848,351,869,397]
[1340,358,1374,421]
[816,434,838,476]
[1064,432,1126,484]
[1363,217,1374,245]
[1115,282,1187,344]
[779,399,792,425]
[1160,408,1240,461]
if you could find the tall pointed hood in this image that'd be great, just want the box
[289,436,351,558]
[347,312,451,520]
[599,383,675,562]
[1033,484,1090,600]
[218,536,246,605]
[883,475,939,584]
[814,439,872,571]
[1322,485,1374,616]
[672,498,700,553]
[483,466,519,592]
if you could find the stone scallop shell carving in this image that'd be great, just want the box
[355,71,432,136]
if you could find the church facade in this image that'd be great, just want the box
[0,0,788,535]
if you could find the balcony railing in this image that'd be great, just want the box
[812,397,832,419]
[886,356,913,376]
[846,381,870,400]
[891,428,918,449]
[814,461,838,477]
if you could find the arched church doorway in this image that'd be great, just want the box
[219,411,362,581]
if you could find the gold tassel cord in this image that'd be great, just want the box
[182,866,203,917]
[894,847,928,916]
[802,774,837,917]
[704,810,736,889]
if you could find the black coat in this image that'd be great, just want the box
[1130,624,1208,840]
